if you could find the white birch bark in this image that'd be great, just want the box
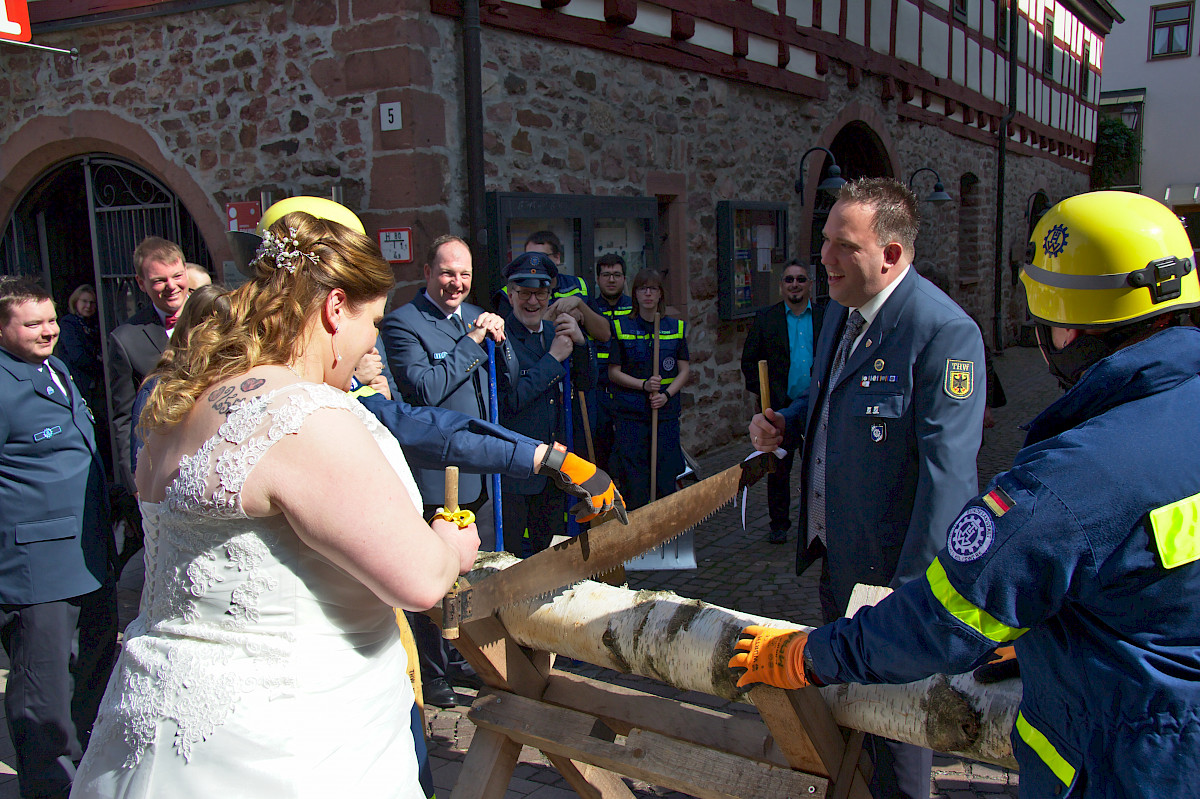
[468,552,1020,769]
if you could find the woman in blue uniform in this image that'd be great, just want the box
[607,270,690,510]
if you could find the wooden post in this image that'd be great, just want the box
[649,311,661,502]
[757,359,770,414]
[578,391,596,462]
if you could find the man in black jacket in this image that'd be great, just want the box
[106,237,190,491]
[740,259,825,543]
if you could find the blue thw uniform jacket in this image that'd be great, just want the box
[609,315,688,419]
[590,294,633,388]
[807,326,1200,798]
[350,384,539,482]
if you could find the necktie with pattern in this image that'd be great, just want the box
[806,310,867,546]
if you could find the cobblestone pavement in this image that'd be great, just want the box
[0,345,1057,799]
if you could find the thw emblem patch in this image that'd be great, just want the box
[943,359,974,399]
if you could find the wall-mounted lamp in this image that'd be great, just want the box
[907,167,953,204]
[1120,103,1140,131]
[1025,189,1051,223]
[795,147,846,205]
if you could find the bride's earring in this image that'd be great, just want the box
[331,325,341,368]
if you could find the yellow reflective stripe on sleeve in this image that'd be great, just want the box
[1016,712,1076,787]
[349,386,379,399]
[1149,491,1200,569]
[926,559,1028,643]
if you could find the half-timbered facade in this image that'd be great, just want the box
[0,0,1119,452]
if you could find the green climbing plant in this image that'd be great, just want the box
[1091,116,1142,189]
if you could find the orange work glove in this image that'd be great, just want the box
[540,442,629,525]
[728,625,812,689]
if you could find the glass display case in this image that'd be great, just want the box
[716,201,789,320]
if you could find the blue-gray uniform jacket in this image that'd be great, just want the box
[781,268,984,613]
[807,326,1200,799]
[497,315,592,495]
[381,292,516,507]
[0,349,112,605]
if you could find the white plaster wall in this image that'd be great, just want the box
[1099,0,1200,203]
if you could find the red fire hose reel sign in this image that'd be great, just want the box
[0,0,31,43]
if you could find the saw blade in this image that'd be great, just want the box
[443,461,759,629]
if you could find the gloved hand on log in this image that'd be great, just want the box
[728,625,821,689]
[540,442,629,525]
[972,645,1019,684]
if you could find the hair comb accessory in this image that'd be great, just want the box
[254,227,320,274]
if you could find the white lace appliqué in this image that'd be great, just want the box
[92,383,375,767]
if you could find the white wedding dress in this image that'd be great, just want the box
[73,383,424,799]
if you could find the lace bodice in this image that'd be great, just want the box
[90,382,422,770]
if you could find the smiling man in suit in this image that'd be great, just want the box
[105,237,190,492]
[749,178,984,799]
[0,278,117,799]
[381,234,509,708]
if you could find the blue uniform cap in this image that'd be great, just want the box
[503,252,558,288]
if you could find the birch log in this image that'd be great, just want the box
[467,551,1020,770]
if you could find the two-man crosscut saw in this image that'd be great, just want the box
[441,457,771,636]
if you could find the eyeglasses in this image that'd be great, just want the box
[635,286,661,294]
[598,272,624,280]
[513,287,550,302]
[783,275,809,284]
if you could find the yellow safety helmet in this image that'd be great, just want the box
[256,196,365,236]
[1022,191,1200,328]
[229,196,366,274]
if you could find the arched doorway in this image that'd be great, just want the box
[806,121,895,299]
[1,155,213,336]
[1,155,213,471]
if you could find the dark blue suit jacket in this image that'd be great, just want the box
[107,305,168,491]
[381,292,516,506]
[783,268,984,613]
[498,316,591,495]
[0,349,112,605]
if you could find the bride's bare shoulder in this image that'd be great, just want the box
[196,366,298,418]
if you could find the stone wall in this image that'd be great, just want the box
[1,0,1088,454]
[473,27,1088,451]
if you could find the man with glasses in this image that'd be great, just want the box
[590,254,633,472]
[496,252,592,555]
[740,259,826,543]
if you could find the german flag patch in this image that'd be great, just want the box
[982,486,1014,517]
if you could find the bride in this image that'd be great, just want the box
[73,212,478,798]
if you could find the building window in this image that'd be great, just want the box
[953,0,968,24]
[1043,11,1055,75]
[1150,2,1193,58]
[1080,43,1091,97]
[997,0,1009,46]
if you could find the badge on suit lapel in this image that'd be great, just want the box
[870,422,886,443]
[34,426,62,442]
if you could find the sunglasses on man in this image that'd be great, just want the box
[783,275,809,284]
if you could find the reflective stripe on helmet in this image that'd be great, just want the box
[926,558,1028,643]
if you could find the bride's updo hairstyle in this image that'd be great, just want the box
[141,211,394,431]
